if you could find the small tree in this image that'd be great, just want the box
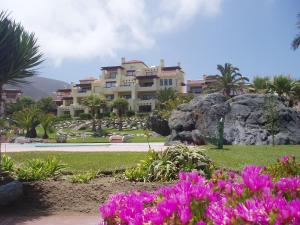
[13,107,41,138]
[264,94,279,146]
[40,113,56,139]
[112,98,129,131]
[5,96,35,115]
[37,97,56,113]
[156,87,177,110]
[212,63,249,97]
[82,94,107,132]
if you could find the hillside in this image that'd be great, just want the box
[5,76,71,100]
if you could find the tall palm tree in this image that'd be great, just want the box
[213,63,249,97]
[40,113,56,139]
[82,94,107,132]
[112,98,129,131]
[292,13,300,50]
[0,11,43,113]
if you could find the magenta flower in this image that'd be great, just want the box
[241,165,273,192]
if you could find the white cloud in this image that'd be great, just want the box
[1,0,222,65]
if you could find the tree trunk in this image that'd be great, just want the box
[43,130,48,139]
[92,107,96,132]
[26,127,37,138]
[0,84,4,116]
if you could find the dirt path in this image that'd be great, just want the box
[0,177,169,225]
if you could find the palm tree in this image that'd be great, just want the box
[252,76,270,93]
[13,107,41,138]
[213,63,249,97]
[0,11,43,114]
[112,98,129,131]
[156,87,177,109]
[40,113,56,139]
[268,75,294,98]
[82,94,107,132]
[292,13,300,50]
[268,75,300,106]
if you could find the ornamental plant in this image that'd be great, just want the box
[100,156,300,225]
[125,144,214,182]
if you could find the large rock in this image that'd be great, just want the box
[147,115,170,136]
[168,93,300,145]
[0,181,23,206]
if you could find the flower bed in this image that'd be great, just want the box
[99,156,300,225]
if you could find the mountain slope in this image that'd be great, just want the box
[5,76,71,100]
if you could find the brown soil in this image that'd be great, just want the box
[0,176,169,216]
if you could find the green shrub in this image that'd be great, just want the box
[110,112,116,117]
[263,156,300,181]
[1,155,14,175]
[16,158,66,181]
[79,113,92,120]
[97,112,111,118]
[69,171,97,183]
[58,114,72,120]
[125,144,214,182]
[125,110,135,117]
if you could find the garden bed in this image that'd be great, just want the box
[0,176,170,216]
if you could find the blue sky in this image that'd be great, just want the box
[2,0,300,83]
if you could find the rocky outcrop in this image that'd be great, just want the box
[167,93,300,145]
[0,181,23,206]
[146,115,170,136]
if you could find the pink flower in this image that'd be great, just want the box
[241,166,273,192]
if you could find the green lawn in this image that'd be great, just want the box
[6,145,300,173]
[204,145,300,170]
[7,151,146,173]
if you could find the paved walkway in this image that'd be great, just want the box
[2,142,166,152]
[0,214,100,225]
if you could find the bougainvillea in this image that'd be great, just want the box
[99,156,300,225]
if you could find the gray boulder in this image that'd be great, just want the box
[168,93,300,145]
[0,181,23,206]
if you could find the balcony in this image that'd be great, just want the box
[75,90,92,97]
[136,84,157,91]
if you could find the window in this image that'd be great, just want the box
[191,87,202,94]
[106,72,117,79]
[168,79,173,85]
[164,79,168,86]
[105,81,116,88]
[160,79,163,86]
[122,95,131,99]
[126,70,135,76]
[106,95,114,100]
[141,94,154,100]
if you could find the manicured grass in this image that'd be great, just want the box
[7,151,147,173]
[6,145,299,174]
[126,136,166,143]
[204,145,300,170]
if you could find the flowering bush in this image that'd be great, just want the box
[99,156,300,225]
